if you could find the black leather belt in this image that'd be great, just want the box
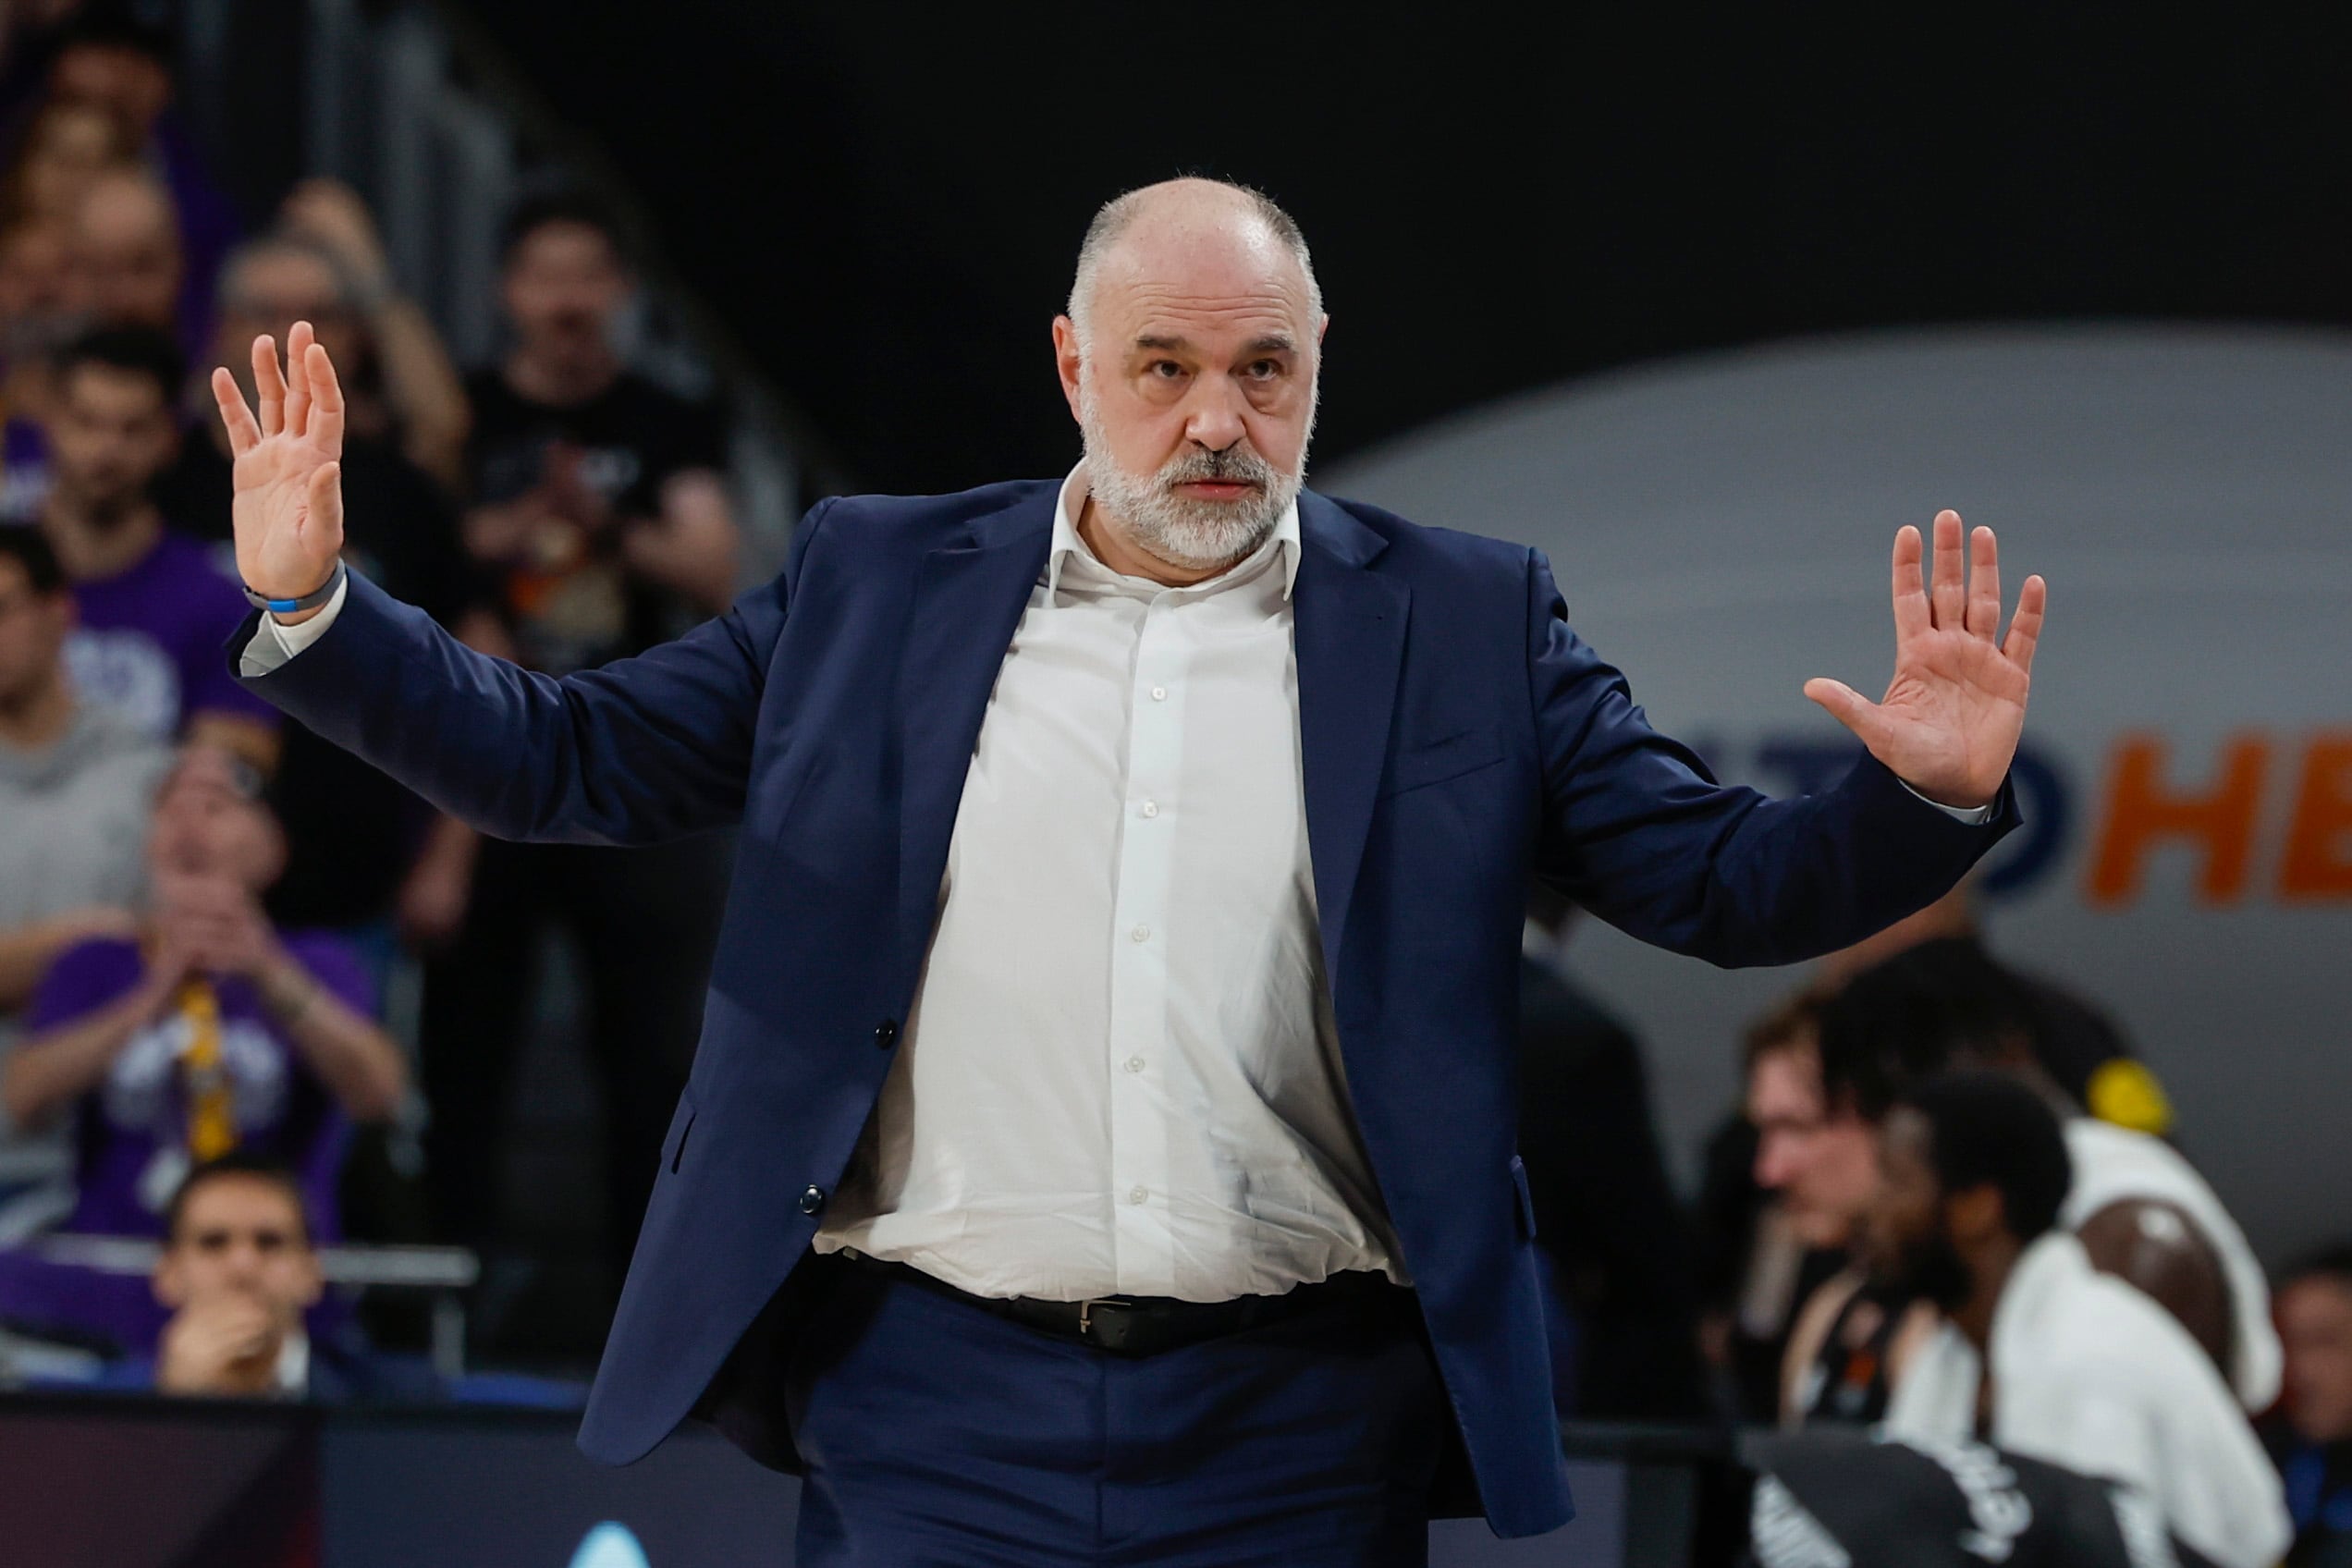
[839,1250,1404,1358]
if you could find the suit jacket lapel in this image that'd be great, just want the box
[896,493,1056,962]
[1293,492,1407,979]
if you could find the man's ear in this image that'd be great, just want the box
[1051,316,1084,423]
[1945,1183,2005,1247]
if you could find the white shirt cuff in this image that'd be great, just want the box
[238,571,349,677]
[1901,778,1997,825]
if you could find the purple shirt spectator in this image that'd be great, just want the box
[62,529,275,742]
[28,932,372,1241]
[0,931,370,1354]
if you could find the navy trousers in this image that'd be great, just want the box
[780,1258,1452,1566]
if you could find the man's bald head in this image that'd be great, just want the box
[1067,178,1322,350]
[1051,178,1325,582]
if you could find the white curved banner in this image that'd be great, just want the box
[1325,325,2352,1261]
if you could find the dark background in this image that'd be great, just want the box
[460,4,2352,494]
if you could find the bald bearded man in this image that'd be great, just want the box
[214,179,2044,1564]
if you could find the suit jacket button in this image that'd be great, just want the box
[873,1019,898,1049]
[799,1184,827,1216]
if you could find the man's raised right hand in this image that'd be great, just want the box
[211,321,346,623]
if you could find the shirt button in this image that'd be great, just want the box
[1124,1056,1145,1073]
[872,1019,898,1050]
[1150,685,1167,701]
[798,1184,827,1216]
[1130,925,1150,943]
[1140,801,1159,818]
[1127,1185,1148,1206]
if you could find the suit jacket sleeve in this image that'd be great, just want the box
[227,497,839,847]
[1523,547,2017,967]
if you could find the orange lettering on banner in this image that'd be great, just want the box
[2087,734,2270,906]
[2280,734,2352,900]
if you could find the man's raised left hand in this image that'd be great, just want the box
[1803,510,2046,811]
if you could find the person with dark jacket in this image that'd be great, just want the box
[1516,887,1708,1419]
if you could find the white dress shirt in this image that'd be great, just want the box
[275,1329,311,1398]
[1883,1232,2289,1568]
[812,466,1402,1301]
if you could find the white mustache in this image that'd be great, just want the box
[1158,447,1276,490]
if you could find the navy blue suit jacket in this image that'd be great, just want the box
[233,481,2015,1537]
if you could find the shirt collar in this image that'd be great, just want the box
[275,1329,310,1397]
[1048,460,1301,599]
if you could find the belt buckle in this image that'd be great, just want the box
[1076,1297,1124,1348]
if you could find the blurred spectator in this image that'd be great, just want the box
[1819,880,2146,1118]
[1515,888,1707,1420]
[90,1151,437,1401]
[150,1149,324,1397]
[1871,1072,2287,1568]
[2272,1249,2352,1567]
[271,181,471,489]
[464,190,737,668]
[43,6,239,340]
[0,745,402,1354]
[0,216,86,520]
[0,2,95,141]
[1816,938,2278,1411]
[37,324,277,770]
[1736,990,1939,1427]
[0,94,134,229]
[163,235,496,956]
[421,192,735,1299]
[67,166,180,342]
[0,526,165,1240]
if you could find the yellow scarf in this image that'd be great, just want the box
[177,979,238,1161]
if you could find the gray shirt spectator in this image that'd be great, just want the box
[0,525,166,1238]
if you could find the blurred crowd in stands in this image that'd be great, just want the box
[0,6,2341,1564]
[0,3,736,1405]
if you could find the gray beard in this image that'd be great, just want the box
[1077,380,1311,573]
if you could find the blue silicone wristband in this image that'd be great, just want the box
[243,558,346,616]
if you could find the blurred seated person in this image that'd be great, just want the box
[9,165,187,512]
[1819,879,2148,1118]
[0,526,165,1238]
[0,214,92,520]
[2272,1248,2352,1568]
[1,92,136,230]
[96,1150,435,1402]
[273,180,470,490]
[1740,990,1940,1427]
[1516,883,1707,1419]
[1871,1072,2287,1568]
[38,324,277,771]
[466,189,738,664]
[1814,939,2278,1412]
[44,6,239,346]
[419,190,737,1291]
[2,746,400,1250]
[0,2,89,114]
[159,233,496,951]
[67,165,182,343]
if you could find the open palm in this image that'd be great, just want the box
[1803,511,2046,810]
[210,320,346,611]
